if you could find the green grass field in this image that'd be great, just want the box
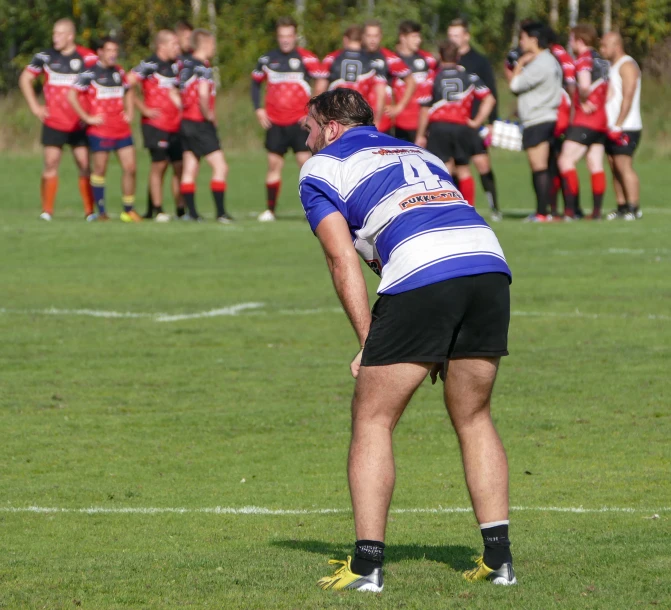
[1,149,670,609]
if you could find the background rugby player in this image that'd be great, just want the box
[179,29,232,223]
[19,18,97,221]
[415,40,495,209]
[299,89,515,591]
[448,18,501,220]
[68,37,140,222]
[391,20,436,143]
[361,20,416,135]
[557,24,609,220]
[129,30,184,222]
[508,22,562,222]
[251,16,325,222]
[601,32,643,221]
[175,21,194,67]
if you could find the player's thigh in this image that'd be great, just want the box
[585,143,605,173]
[204,149,227,173]
[43,146,63,173]
[612,153,633,176]
[526,141,551,171]
[558,139,587,170]
[353,362,431,430]
[444,357,500,428]
[91,151,110,175]
[71,146,90,174]
[295,151,311,168]
[150,159,170,177]
[181,151,199,180]
[454,164,472,181]
[267,152,284,173]
[471,152,490,174]
[171,159,183,178]
[117,145,136,173]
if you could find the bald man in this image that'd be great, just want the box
[19,18,98,221]
[600,32,642,220]
[129,31,184,221]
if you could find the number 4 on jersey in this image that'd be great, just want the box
[401,155,441,191]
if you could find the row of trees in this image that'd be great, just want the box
[2,0,671,91]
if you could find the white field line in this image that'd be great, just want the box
[0,505,667,516]
[1,304,670,322]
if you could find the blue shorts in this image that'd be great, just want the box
[88,135,134,153]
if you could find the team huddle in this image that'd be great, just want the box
[20,16,642,223]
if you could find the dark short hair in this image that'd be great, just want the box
[307,89,374,128]
[521,21,549,48]
[438,39,460,63]
[544,25,558,45]
[175,20,193,33]
[398,20,421,36]
[344,25,363,42]
[449,18,469,32]
[276,16,297,30]
[571,23,598,48]
[96,36,119,51]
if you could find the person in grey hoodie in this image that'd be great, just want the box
[507,21,563,222]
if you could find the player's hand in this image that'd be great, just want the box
[123,111,133,124]
[580,101,597,114]
[256,108,272,130]
[33,105,49,123]
[608,126,630,147]
[430,362,445,385]
[86,114,104,126]
[384,104,403,119]
[415,135,427,148]
[143,107,161,119]
[466,119,480,130]
[350,348,364,379]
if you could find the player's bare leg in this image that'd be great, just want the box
[72,145,95,219]
[525,141,552,220]
[39,146,63,219]
[117,146,140,222]
[171,161,185,216]
[472,152,499,218]
[90,151,111,219]
[260,152,284,221]
[204,150,231,222]
[558,140,588,218]
[585,143,606,218]
[295,151,311,169]
[613,154,640,219]
[349,362,431,541]
[149,159,169,219]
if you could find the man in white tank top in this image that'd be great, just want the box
[600,32,642,220]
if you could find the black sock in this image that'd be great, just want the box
[480,171,498,211]
[481,522,512,570]
[155,205,164,214]
[212,190,225,217]
[532,169,551,216]
[618,203,628,213]
[176,206,186,217]
[627,202,639,213]
[183,192,198,218]
[351,539,385,576]
[145,188,154,218]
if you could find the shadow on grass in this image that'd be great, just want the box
[272,539,476,572]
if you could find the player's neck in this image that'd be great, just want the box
[442,62,458,69]
[612,51,626,63]
[395,43,411,56]
[157,50,170,62]
[60,43,77,56]
[192,50,208,62]
[460,44,471,55]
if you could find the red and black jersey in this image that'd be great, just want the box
[72,62,131,139]
[251,48,325,126]
[393,50,437,131]
[26,45,97,132]
[132,54,181,133]
[551,44,576,87]
[179,58,215,122]
[366,48,412,132]
[420,65,490,125]
[322,49,386,97]
[573,49,609,132]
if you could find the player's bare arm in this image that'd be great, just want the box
[198,80,215,123]
[66,88,103,126]
[468,93,495,129]
[314,212,371,379]
[373,82,386,127]
[414,106,429,148]
[313,78,328,96]
[123,87,134,124]
[615,61,639,128]
[168,87,182,110]
[126,71,160,119]
[577,69,595,112]
[386,74,416,118]
[18,70,48,122]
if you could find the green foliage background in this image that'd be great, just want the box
[2,0,671,91]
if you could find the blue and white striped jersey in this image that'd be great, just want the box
[299,126,511,295]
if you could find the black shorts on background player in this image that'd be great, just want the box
[427,123,473,165]
[265,122,309,156]
[522,122,556,150]
[468,128,487,156]
[605,130,641,156]
[394,127,417,143]
[142,124,183,163]
[41,125,88,148]
[565,125,606,147]
[180,119,220,158]
[361,273,510,367]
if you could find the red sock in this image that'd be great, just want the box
[266,180,281,212]
[78,176,95,216]
[460,176,475,206]
[591,171,606,215]
[211,180,226,217]
[41,176,58,215]
[560,169,579,216]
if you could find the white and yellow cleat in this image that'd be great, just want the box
[463,556,517,585]
[317,556,383,592]
[257,209,276,222]
[155,212,171,223]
